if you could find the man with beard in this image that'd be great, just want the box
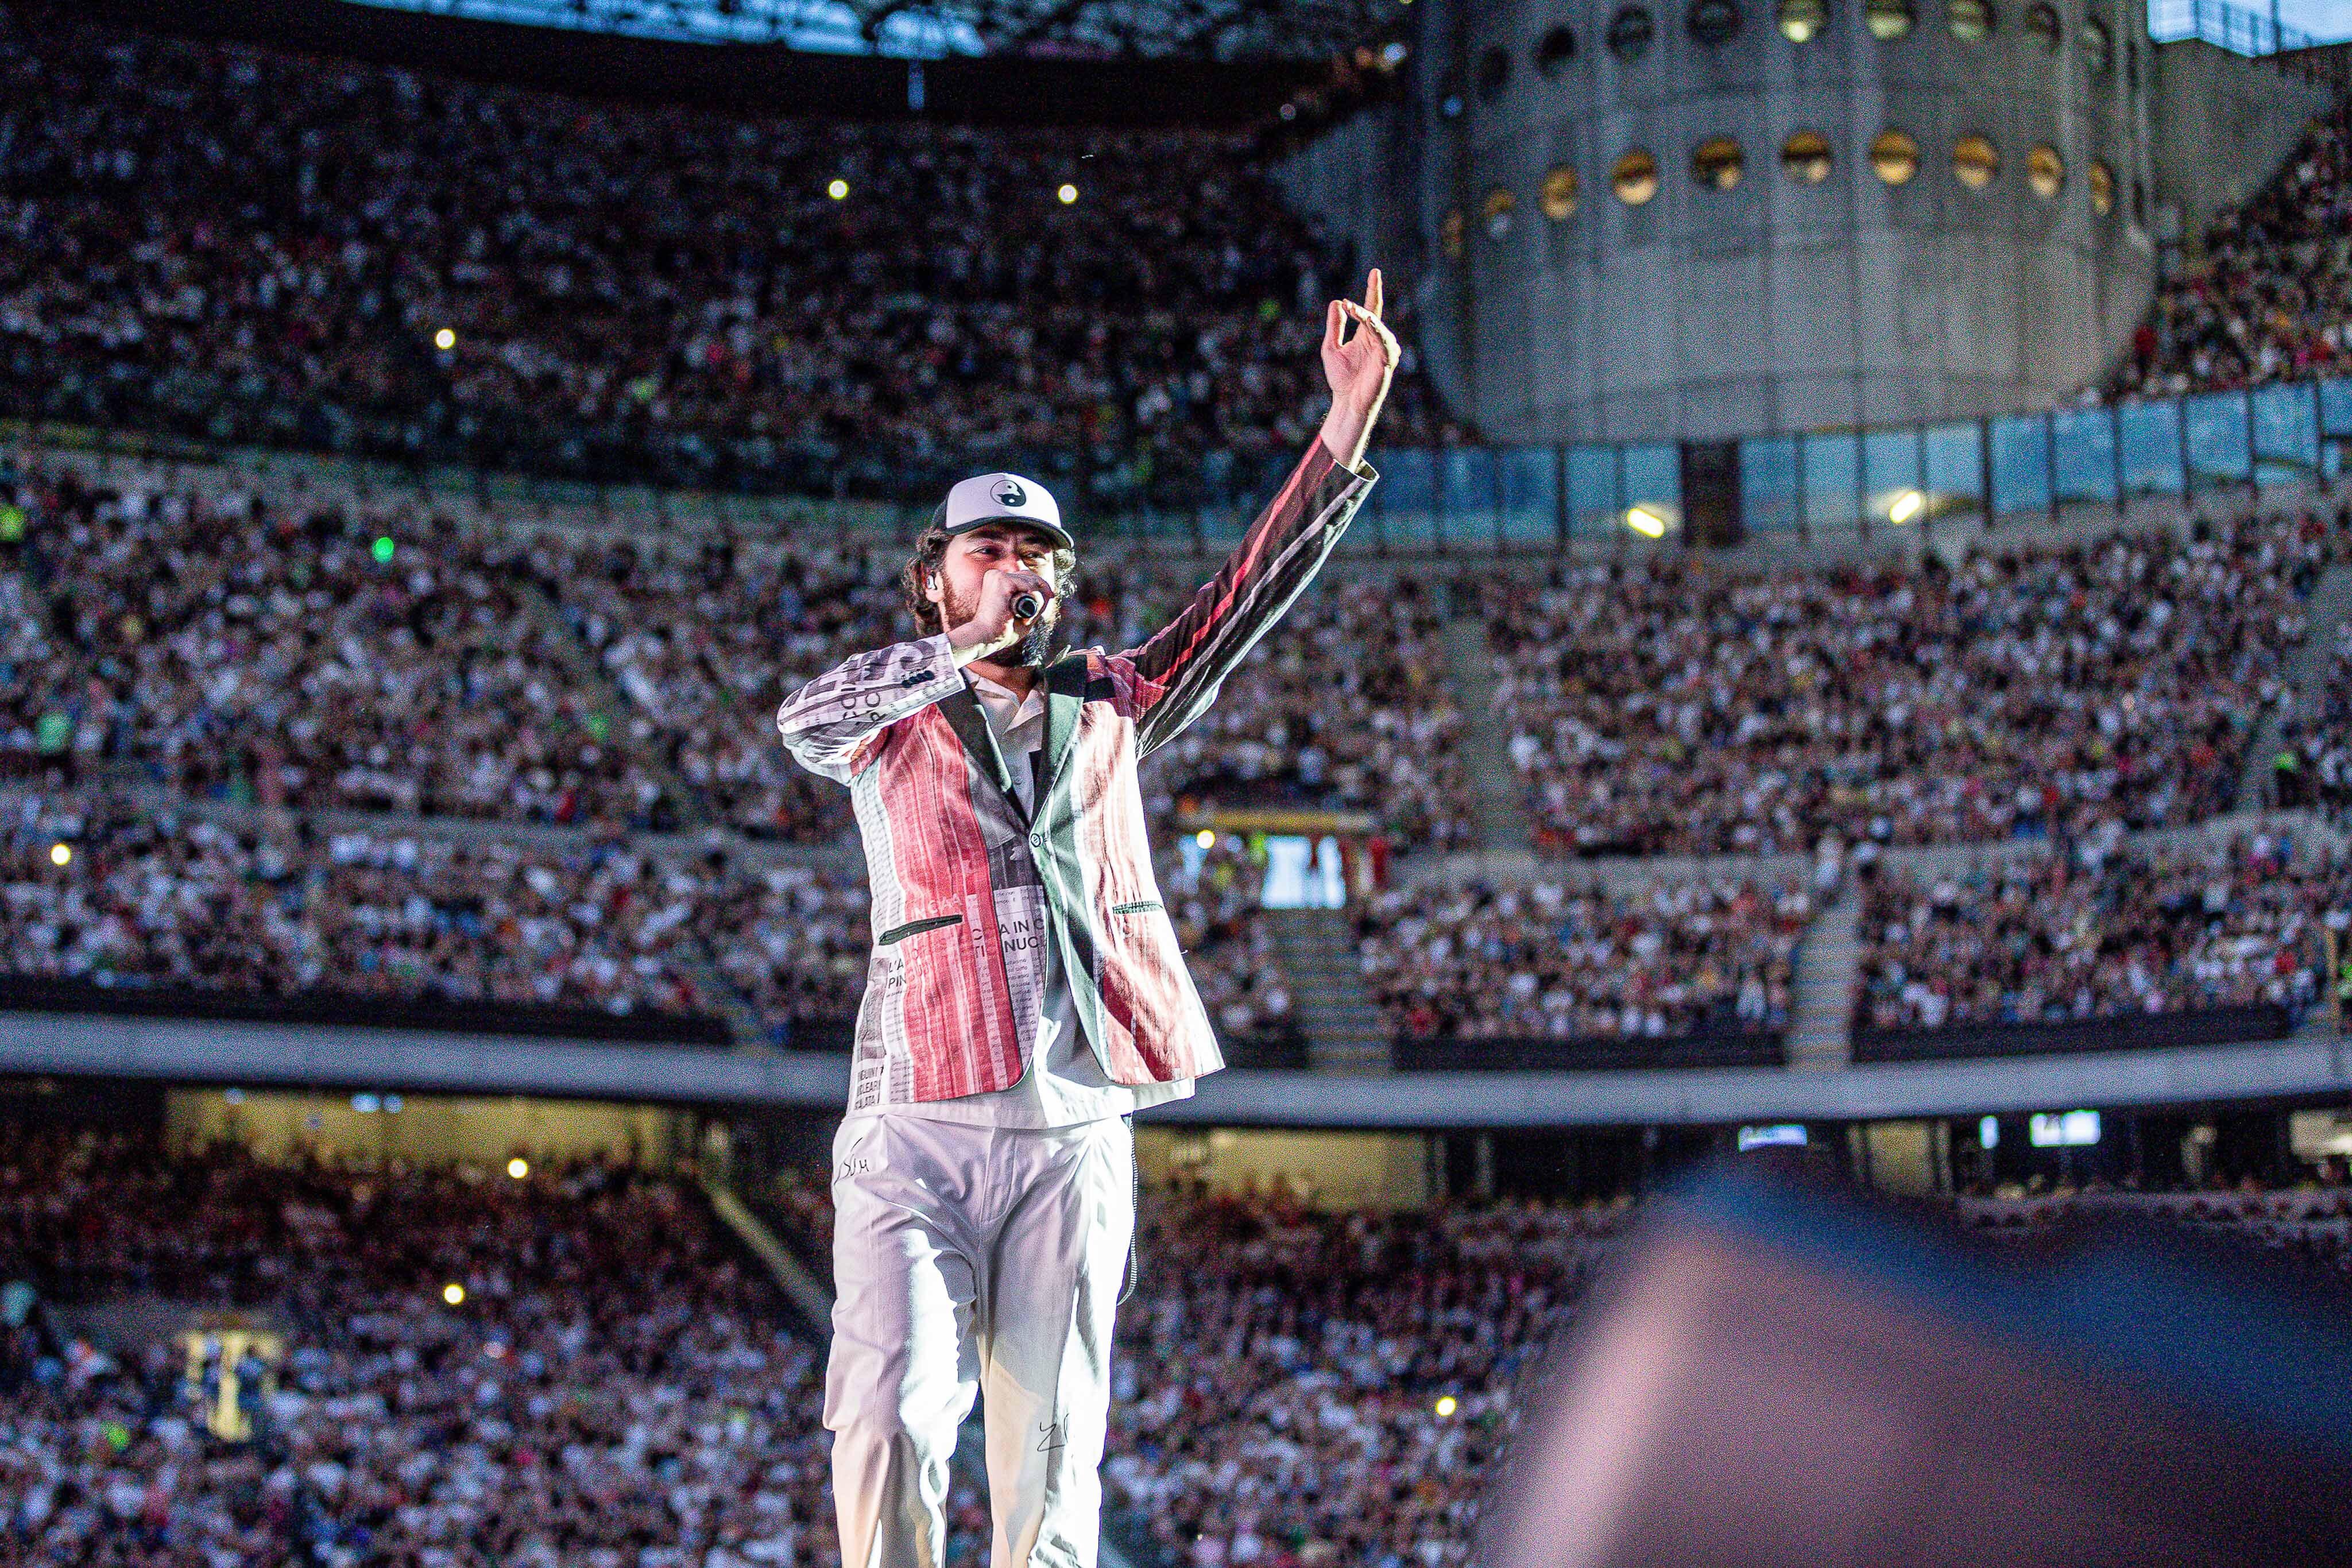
[777,270,1395,1568]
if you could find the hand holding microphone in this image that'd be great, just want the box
[1011,587,1045,621]
[947,566,1057,665]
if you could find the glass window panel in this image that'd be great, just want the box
[1988,413,2052,517]
[1499,447,1561,546]
[1922,421,1985,519]
[1566,445,1620,539]
[1740,437,1802,533]
[2252,381,2319,483]
[1442,447,1498,551]
[2183,391,2251,486]
[2050,406,2118,504]
[2320,378,2352,438]
[2117,400,2184,495]
[1380,448,1438,549]
[1621,444,1681,541]
[1863,428,1924,526]
[1802,432,1862,532]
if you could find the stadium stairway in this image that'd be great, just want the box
[2238,560,2352,812]
[1267,909,1392,1072]
[1782,884,1862,1071]
[1440,618,1535,854]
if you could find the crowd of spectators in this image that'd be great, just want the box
[1164,835,1298,1055]
[1851,830,2343,1033]
[1,464,683,831]
[2271,614,2352,820]
[1106,1192,1626,1568]
[0,1132,848,1566]
[0,799,717,1027]
[0,4,1458,508]
[1352,876,1809,1046]
[1484,514,2326,857]
[2111,106,2352,400]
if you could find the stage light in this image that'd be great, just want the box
[507,1157,529,1180]
[442,1283,467,1306]
[372,536,396,564]
[1626,505,1668,539]
[827,177,849,200]
[1435,1395,1459,1418]
[48,842,70,868]
[1195,828,1216,849]
[1889,489,1925,524]
[1057,184,1078,205]
[433,327,455,350]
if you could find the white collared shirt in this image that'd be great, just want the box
[877,668,1192,1128]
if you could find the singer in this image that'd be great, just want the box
[775,270,1396,1567]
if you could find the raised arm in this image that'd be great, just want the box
[1124,269,1399,758]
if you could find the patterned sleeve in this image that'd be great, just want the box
[776,633,962,783]
[1120,439,1377,759]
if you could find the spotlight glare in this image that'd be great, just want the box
[48,842,71,868]
[372,536,396,565]
[1057,183,1079,206]
[1625,506,1669,539]
[442,1283,466,1306]
[1435,1395,1459,1418]
[507,1157,529,1180]
[827,177,849,200]
[1194,828,1216,849]
[433,327,455,351]
[1889,489,1926,524]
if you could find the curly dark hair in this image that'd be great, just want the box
[900,509,1078,634]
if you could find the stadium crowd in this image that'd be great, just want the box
[0,800,718,1027]
[1108,1193,1623,1568]
[1,464,682,831]
[2112,104,2352,399]
[1851,830,2343,1033]
[0,4,1457,508]
[1353,876,1808,1046]
[0,1132,845,1566]
[1484,515,2327,857]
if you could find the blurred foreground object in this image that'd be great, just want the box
[1482,1170,2352,1567]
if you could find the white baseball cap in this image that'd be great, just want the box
[934,471,1071,550]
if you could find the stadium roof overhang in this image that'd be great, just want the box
[79,0,1337,126]
[7,1009,2352,1128]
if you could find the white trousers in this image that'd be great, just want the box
[825,1114,1135,1568]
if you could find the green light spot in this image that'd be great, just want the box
[372,536,396,564]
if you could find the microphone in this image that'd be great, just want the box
[1011,590,1044,620]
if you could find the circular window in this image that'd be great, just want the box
[1476,45,1512,100]
[1540,165,1581,220]
[1607,5,1657,58]
[1613,149,1661,205]
[1483,187,1518,237]
[1870,130,1920,184]
[1865,0,1915,37]
[1948,0,1995,37]
[1441,207,1465,258]
[1693,137,1744,189]
[1952,134,1999,189]
[2088,158,2115,216]
[1782,129,1833,183]
[1778,0,1829,38]
[2026,144,2064,199]
[1534,24,1578,76]
[2024,1,2060,50]
[2082,17,2112,71]
[1688,0,1743,44]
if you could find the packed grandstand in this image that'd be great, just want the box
[7,0,2352,1564]
[6,1130,2352,1568]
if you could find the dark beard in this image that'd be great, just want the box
[944,580,1063,668]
